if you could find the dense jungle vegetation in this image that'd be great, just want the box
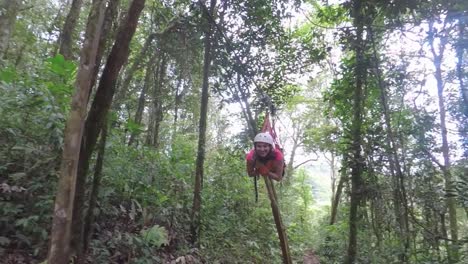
[0,0,467,263]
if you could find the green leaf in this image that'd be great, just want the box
[140,225,169,248]
[45,54,77,77]
[46,54,66,75]
[126,119,144,134]
[0,68,17,83]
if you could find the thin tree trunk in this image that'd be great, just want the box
[346,1,365,263]
[190,0,216,245]
[114,33,157,105]
[370,199,382,249]
[172,74,184,136]
[47,1,106,263]
[286,127,299,179]
[128,53,157,146]
[440,213,450,262]
[0,0,19,58]
[435,210,442,262]
[455,17,467,117]
[115,17,184,106]
[145,55,160,145]
[70,0,146,256]
[13,42,26,66]
[329,153,336,201]
[235,73,257,140]
[58,0,84,60]
[330,171,345,225]
[151,54,167,148]
[81,118,108,261]
[369,27,410,260]
[455,18,468,200]
[89,0,121,96]
[428,21,459,263]
[45,1,69,54]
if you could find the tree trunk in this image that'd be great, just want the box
[456,21,467,110]
[81,118,108,261]
[455,16,468,160]
[145,53,167,147]
[172,74,184,136]
[58,0,84,60]
[69,0,146,256]
[286,127,299,179]
[236,73,257,140]
[330,170,345,225]
[346,0,365,263]
[329,153,336,201]
[190,0,216,245]
[114,18,184,106]
[145,56,160,145]
[428,21,459,263]
[89,0,121,96]
[370,198,382,249]
[0,0,19,58]
[369,26,410,260]
[114,33,157,105]
[128,52,157,146]
[47,0,106,263]
[151,54,167,148]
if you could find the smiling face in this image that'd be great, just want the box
[255,142,272,158]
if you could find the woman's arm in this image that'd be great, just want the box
[256,160,283,181]
[246,159,257,176]
[266,159,283,181]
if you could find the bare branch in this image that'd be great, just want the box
[423,148,444,170]
[293,157,318,170]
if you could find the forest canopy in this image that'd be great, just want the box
[0,0,467,263]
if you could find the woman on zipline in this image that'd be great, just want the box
[246,132,284,181]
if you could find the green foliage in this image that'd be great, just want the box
[89,229,164,263]
[141,225,169,248]
[0,54,75,259]
[125,119,145,135]
[201,146,274,262]
[313,2,349,26]
[1,0,468,263]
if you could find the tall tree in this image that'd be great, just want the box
[90,0,121,93]
[58,0,85,60]
[128,52,157,146]
[0,0,19,58]
[47,0,106,262]
[346,0,365,262]
[114,33,157,105]
[70,0,146,256]
[150,53,168,148]
[369,25,410,260]
[454,3,468,157]
[81,119,108,260]
[428,18,459,262]
[190,0,216,245]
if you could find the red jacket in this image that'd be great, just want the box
[246,148,284,181]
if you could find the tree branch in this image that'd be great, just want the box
[423,148,444,170]
[293,157,318,170]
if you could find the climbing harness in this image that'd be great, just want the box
[251,111,286,202]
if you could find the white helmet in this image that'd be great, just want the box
[254,132,274,147]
